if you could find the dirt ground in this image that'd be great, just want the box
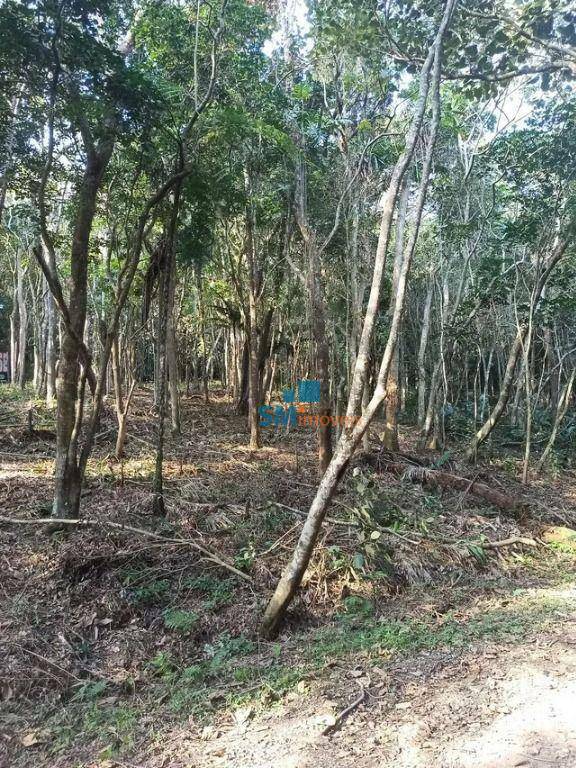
[196,591,576,768]
[1,388,576,768]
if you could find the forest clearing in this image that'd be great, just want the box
[2,0,576,765]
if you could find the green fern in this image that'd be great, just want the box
[163,608,198,634]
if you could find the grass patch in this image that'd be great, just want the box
[41,584,576,759]
[308,589,574,664]
[159,586,576,719]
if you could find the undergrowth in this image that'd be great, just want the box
[41,582,576,761]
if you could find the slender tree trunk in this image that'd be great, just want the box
[543,325,559,412]
[165,239,181,433]
[348,199,362,382]
[10,290,17,385]
[15,251,27,389]
[45,285,57,405]
[260,2,454,636]
[345,33,439,423]
[537,369,575,471]
[361,379,370,452]
[244,172,261,449]
[195,266,210,404]
[167,307,181,433]
[480,346,493,422]
[467,238,569,460]
[306,237,332,474]
[521,305,535,484]
[152,246,169,516]
[382,178,409,451]
[294,154,332,474]
[417,278,434,426]
[510,357,524,427]
[0,93,21,225]
[112,334,136,459]
[153,183,182,515]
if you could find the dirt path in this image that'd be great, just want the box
[195,587,576,768]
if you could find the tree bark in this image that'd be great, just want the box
[294,153,332,475]
[260,0,455,637]
[45,282,57,405]
[0,92,21,225]
[377,462,525,513]
[381,178,409,451]
[244,169,261,450]
[417,277,434,426]
[537,368,575,470]
[153,183,182,515]
[52,135,115,518]
[15,249,28,389]
[167,270,181,434]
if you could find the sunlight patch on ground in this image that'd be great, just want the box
[444,674,576,768]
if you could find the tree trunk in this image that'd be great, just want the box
[0,92,21,225]
[537,369,575,471]
[307,238,332,474]
[294,153,332,475]
[45,285,57,405]
[53,138,114,518]
[153,248,170,516]
[417,277,434,426]
[345,33,438,423]
[167,314,181,433]
[196,266,210,404]
[381,178,409,451]
[467,238,569,460]
[244,171,261,450]
[15,250,28,389]
[153,183,182,515]
[260,1,453,636]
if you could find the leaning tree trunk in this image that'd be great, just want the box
[537,368,576,471]
[260,1,454,637]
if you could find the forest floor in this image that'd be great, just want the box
[1,387,576,768]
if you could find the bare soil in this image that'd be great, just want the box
[198,599,576,768]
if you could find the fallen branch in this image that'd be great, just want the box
[360,448,454,470]
[272,504,536,552]
[481,535,538,549]
[322,686,367,736]
[0,516,251,582]
[377,462,525,513]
